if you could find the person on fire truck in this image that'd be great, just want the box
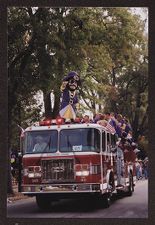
[33,136,49,152]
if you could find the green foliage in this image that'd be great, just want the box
[8,7,148,148]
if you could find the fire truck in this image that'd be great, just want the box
[20,118,137,210]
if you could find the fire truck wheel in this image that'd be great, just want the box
[126,173,134,196]
[36,195,52,210]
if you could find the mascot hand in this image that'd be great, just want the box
[76,103,80,110]
[60,81,68,92]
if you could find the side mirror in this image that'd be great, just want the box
[18,152,22,157]
[18,152,23,159]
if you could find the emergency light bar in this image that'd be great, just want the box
[39,118,64,126]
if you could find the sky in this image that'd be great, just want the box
[131,7,148,33]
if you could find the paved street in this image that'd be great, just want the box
[7,179,148,218]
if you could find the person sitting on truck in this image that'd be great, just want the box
[93,113,102,123]
[81,115,90,123]
[33,136,48,152]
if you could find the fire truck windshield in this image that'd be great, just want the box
[60,128,100,152]
[24,130,58,154]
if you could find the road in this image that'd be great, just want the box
[7,179,148,218]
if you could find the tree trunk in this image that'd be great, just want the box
[7,148,13,195]
[110,99,118,113]
[43,91,53,119]
[52,90,61,118]
[132,80,141,141]
[139,106,148,136]
[110,67,118,112]
[51,55,64,118]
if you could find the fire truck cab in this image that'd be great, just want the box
[20,118,136,210]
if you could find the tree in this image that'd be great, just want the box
[8,7,148,147]
[78,8,148,141]
[8,8,148,193]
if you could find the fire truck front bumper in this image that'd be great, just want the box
[22,183,101,195]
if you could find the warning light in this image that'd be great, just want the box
[74,117,81,123]
[56,118,64,125]
[39,120,52,126]
[39,118,64,126]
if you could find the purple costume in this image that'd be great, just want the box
[59,71,81,120]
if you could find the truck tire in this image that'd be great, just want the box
[36,195,52,210]
[126,173,134,196]
[99,171,114,208]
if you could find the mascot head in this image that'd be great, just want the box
[63,71,81,91]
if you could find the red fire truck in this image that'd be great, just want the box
[20,118,136,210]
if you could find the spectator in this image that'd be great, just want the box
[10,147,19,177]
[136,160,143,180]
[143,158,148,179]
[139,161,143,179]
[135,160,141,180]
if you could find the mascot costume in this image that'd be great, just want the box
[59,71,81,120]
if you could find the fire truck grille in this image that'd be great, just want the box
[41,158,75,183]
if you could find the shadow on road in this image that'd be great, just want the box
[37,194,125,213]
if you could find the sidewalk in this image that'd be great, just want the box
[7,184,29,203]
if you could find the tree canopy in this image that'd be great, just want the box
[8,7,148,147]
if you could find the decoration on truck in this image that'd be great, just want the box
[59,71,81,120]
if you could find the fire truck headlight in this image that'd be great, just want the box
[28,172,41,178]
[82,170,89,176]
[75,171,82,176]
[23,168,28,176]
[28,173,35,178]
[75,170,89,176]
[35,173,42,177]
[25,166,42,178]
